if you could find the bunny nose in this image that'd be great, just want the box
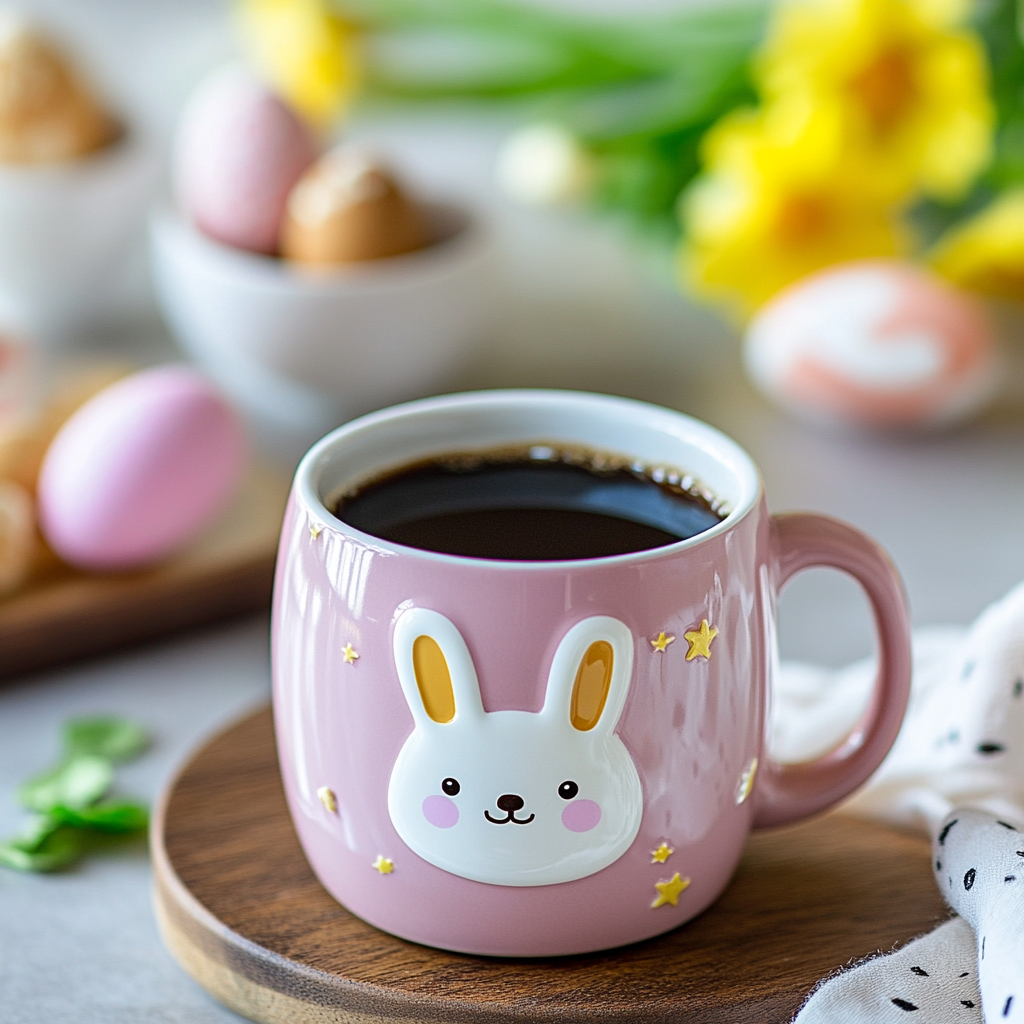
[496,794,524,812]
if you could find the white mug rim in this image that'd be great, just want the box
[295,389,764,570]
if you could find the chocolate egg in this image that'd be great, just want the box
[279,149,429,265]
[175,67,318,255]
[0,14,118,163]
[37,366,246,571]
[745,261,998,429]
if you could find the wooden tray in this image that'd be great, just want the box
[0,468,289,681]
[152,706,948,1024]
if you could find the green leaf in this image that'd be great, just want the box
[19,755,113,812]
[49,801,149,834]
[0,827,83,872]
[2,715,152,872]
[7,814,62,853]
[354,0,765,102]
[63,717,148,764]
[971,0,1024,189]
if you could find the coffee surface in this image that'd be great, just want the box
[334,446,725,561]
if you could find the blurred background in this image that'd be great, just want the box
[12,0,738,426]
[0,0,1019,671]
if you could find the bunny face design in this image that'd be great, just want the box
[387,608,643,886]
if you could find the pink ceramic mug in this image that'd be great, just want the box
[272,390,911,957]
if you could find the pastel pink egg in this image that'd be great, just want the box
[745,260,998,429]
[174,67,318,255]
[38,366,246,571]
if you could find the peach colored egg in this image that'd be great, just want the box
[280,149,429,265]
[0,14,119,164]
[174,67,317,255]
[37,365,246,571]
[745,261,998,429]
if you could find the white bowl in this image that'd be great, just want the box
[150,204,496,457]
[0,133,157,342]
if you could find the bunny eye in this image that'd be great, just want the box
[558,781,579,800]
[442,777,461,796]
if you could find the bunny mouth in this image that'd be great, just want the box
[483,810,536,825]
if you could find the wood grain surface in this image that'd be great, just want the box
[0,468,289,681]
[153,705,949,1024]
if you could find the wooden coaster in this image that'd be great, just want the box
[153,706,948,1024]
[0,467,289,681]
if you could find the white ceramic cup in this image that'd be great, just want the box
[150,203,496,457]
[0,133,156,343]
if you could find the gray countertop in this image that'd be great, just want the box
[0,618,270,1024]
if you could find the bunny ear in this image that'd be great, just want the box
[393,607,485,728]
[541,617,634,735]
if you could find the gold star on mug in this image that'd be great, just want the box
[372,855,395,875]
[342,643,359,664]
[736,758,758,805]
[317,786,337,813]
[684,619,718,661]
[650,632,676,653]
[650,842,674,864]
[309,523,322,540]
[651,872,690,908]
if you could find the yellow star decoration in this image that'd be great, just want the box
[309,523,322,540]
[684,619,718,661]
[651,872,690,909]
[651,843,674,864]
[650,632,676,653]
[372,855,395,875]
[342,643,359,664]
[736,758,759,806]
[317,786,337,813]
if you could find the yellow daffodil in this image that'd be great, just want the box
[680,104,908,316]
[756,0,993,202]
[929,190,1024,301]
[236,0,359,128]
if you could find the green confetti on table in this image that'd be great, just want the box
[63,716,149,763]
[19,756,113,812]
[0,716,150,873]
[0,827,83,873]
[49,802,149,834]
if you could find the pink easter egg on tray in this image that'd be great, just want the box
[745,260,998,429]
[174,66,318,255]
[38,365,246,571]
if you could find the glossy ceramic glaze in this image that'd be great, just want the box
[271,391,912,956]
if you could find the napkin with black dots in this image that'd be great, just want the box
[774,581,1024,1023]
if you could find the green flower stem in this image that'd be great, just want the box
[336,0,763,238]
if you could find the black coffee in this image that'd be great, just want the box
[334,446,726,561]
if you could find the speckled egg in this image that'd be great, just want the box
[174,66,317,255]
[37,365,246,571]
[745,261,998,429]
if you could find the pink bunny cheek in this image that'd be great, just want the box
[422,795,459,828]
[561,799,601,833]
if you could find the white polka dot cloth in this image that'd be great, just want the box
[775,582,1024,1023]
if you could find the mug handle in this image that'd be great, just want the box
[752,513,913,829]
